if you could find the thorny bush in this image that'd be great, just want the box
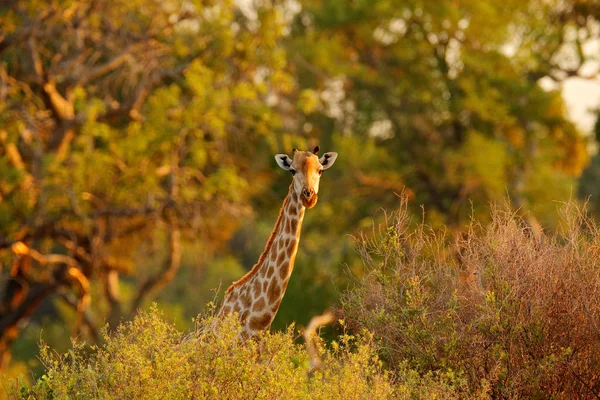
[341,199,600,398]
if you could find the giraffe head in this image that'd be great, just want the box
[275,146,338,209]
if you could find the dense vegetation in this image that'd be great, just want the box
[9,309,442,399]
[2,0,600,397]
[8,199,600,398]
[341,199,600,398]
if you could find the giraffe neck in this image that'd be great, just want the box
[219,184,305,334]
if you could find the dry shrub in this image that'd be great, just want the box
[341,199,600,399]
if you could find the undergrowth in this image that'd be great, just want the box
[8,306,463,399]
[341,199,600,398]
[10,199,598,399]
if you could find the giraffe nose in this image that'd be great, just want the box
[302,188,315,199]
[301,187,318,208]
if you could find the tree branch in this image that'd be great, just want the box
[0,282,56,369]
[96,64,188,123]
[0,7,56,54]
[73,42,148,87]
[304,310,334,374]
[0,205,160,250]
[27,35,44,82]
[11,241,78,268]
[59,293,99,343]
[130,141,182,314]
[103,268,123,327]
[130,211,181,315]
[0,242,91,369]
[43,80,75,120]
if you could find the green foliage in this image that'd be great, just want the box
[291,0,590,226]
[0,0,298,374]
[0,0,295,257]
[154,253,246,323]
[9,307,405,399]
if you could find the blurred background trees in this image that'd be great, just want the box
[0,0,296,373]
[291,0,591,226]
[1,0,599,380]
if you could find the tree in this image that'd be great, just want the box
[0,0,292,370]
[288,0,590,227]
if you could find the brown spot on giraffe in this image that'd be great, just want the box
[276,251,286,266]
[240,290,252,309]
[249,313,272,331]
[252,279,261,296]
[216,148,338,338]
[266,264,275,279]
[286,243,296,258]
[252,297,266,312]
[290,218,298,233]
[279,262,290,280]
[239,330,251,341]
[284,218,291,234]
[267,278,282,304]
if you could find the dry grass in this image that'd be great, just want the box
[341,198,600,398]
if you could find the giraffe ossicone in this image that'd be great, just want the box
[217,147,338,338]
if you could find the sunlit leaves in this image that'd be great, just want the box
[297,89,320,114]
[0,0,297,354]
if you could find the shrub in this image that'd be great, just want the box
[9,306,405,399]
[341,199,600,398]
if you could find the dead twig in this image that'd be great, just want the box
[304,310,334,374]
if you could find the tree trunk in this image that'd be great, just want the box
[0,283,55,370]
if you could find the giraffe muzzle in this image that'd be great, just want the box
[301,188,318,209]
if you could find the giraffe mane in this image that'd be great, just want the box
[224,184,292,295]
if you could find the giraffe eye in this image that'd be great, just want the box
[318,169,323,176]
[290,169,296,176]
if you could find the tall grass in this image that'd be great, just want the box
[341,199,600,398]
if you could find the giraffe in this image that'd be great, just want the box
[217,146,338,338]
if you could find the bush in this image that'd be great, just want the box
[341,199,600,398]
[9,306,406,399]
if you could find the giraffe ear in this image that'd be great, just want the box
[319,152,338,170]
[275,154,293,171]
